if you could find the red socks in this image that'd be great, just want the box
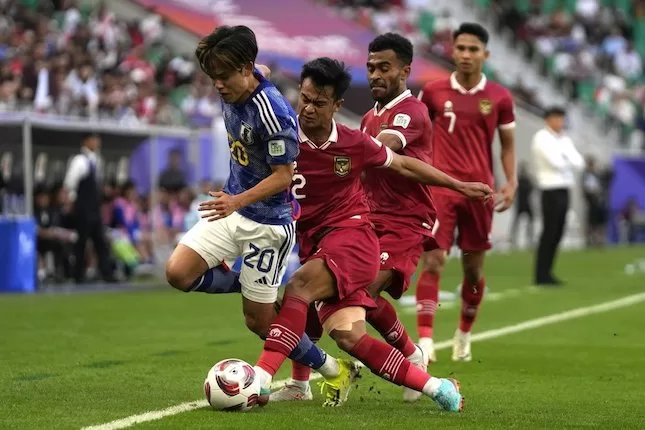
[257,295,309,376]
[460,277,485,333]
[349,334,430,391]
[416,271,439,338]
[290,304,321,382]
[366,296,417,357]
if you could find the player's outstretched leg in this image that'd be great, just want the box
[166,245,241,294]
[325,309,463,412]
[365,294,427,402]
[417,249,446,362]
[254,261,360,407]
[453,251,486,362]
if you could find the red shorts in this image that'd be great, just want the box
[433,192,494,252]
[299,225,380,324]
[371,214,439,299]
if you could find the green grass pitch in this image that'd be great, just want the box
[2,247,645,429]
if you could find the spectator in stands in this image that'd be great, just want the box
[64,133,115,283]
[34,184,75,283]
[153,88,182,126]
[158,149,187,192]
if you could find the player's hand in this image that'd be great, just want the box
[198,191,242,222]
[255,64,271,79]
[457,182,494,200]
[494,182,517,212]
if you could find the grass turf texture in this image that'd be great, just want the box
[2,247,645,429]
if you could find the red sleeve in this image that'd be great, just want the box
[497,91,516,130]
[362,132,394,169]
[379,104,425,148]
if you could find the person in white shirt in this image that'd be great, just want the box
[531,107,585,286]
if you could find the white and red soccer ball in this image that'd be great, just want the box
[204,359,261,412]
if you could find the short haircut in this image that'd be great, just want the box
[453,22,489,45]
[300,57,352,101]
[195,25,258,77]
[368,32,413,65]
[543,106,566,118]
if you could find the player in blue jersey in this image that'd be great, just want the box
[165,25,357,404]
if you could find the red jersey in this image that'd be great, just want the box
[361,89,437,228]
[419,73,515,193]
[292,120,394,234]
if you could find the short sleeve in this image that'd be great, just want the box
[498,92,516,130]
[262,115,299,165]
[363,133,394,169]
[380,105,426,148]
[251,91,299,165]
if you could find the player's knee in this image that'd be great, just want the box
[330,329,363,353]
[423,251,446,276]
[165,259,193,291]
[243,311,271,339]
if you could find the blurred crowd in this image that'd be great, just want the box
[31,148,223,285]
[488,0,645,146]
[317,0,546,109]
[0,0,226,128]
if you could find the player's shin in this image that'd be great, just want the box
[416,271,439,341]
[459,276,485,333]
[189,265,241,294]
[349,333,435,391]
[256,294,310,385]
[366,296,417,358]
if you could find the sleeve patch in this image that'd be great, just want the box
[268,139,286,157]
[392,113,411,129]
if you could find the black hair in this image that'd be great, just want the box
[195,25,258,77]
[368,32,413,65]
[300,57,352,101]
[453,22,489,45]
[543,106,566,118]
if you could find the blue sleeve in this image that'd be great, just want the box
[263,115,299,165]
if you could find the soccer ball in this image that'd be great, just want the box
[204,359,261,412]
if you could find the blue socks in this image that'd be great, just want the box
[288,334,327,369]
[189,266,241,294]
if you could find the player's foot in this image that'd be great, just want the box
[403,345,429,402]
[318,358,360,407]
[253,366,273,406]
[419,337,437,362]
[269,383,313,402]
[452,329,472,362]
[431,378,464,412]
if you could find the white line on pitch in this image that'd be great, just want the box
[81,291,645,430]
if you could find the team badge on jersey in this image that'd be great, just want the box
[479,99,493,115]
[240,122,254,145]
[334,156,351,177]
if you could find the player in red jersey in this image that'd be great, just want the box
[223,57,491,410]
[361,33,440,402]
[416,23,517,362]
[271,33,439,404]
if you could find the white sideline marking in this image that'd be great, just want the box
[81,291,645,430]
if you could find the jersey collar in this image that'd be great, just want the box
[298,118,338,150]
[450,72,487,95]
[373,89,412,117]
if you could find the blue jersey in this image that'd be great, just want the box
[221,70,299,225]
